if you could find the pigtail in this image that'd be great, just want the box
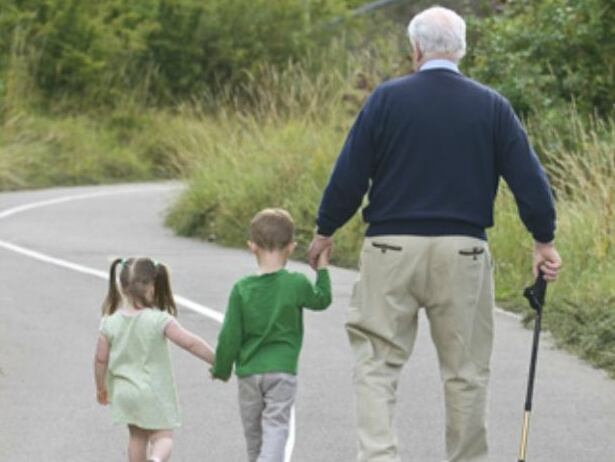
[102,258,123,315]
[155,263,177,317]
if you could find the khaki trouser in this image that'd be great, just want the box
[238,373,297,462]
[347,235,494,462]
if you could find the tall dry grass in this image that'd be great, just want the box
[164,88,615,376]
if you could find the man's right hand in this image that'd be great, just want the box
[308,234,334,270]
[533,241,562,281]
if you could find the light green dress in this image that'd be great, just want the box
[100,308,181,429]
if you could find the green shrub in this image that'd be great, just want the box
[0,0,359,107]
[464,0,615,116]
[0,1,160,107]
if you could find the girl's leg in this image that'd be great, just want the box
[148,430,174,462]
[127,425,149,462]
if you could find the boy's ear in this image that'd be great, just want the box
[288,242,297,254]
[247,241,258,254]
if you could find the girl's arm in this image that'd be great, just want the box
[165,320,215,365]
[94,334,110,405]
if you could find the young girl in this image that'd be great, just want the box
[94,257,215,462]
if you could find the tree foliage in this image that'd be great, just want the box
[0,0,352,106]
[465,0,614,116]
[1,0,613,116]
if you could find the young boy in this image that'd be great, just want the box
[211,208,332,462]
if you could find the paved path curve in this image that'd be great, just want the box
[0,182,614,461]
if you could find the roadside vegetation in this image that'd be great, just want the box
[0,0,613,376]
[165,85,615,377]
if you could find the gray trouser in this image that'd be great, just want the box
[238,372,297,462]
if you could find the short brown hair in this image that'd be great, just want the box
[249,208,295,251]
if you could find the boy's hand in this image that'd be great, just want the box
[97,389,109,405]
[317,245,332,269]
[308,234,333,270]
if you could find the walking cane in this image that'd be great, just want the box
[518,271,547,462]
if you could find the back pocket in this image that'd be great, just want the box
[371,241,403,253]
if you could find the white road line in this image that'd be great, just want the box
[285,407,296,461]
[0,239,108,278]
[0,239,226,323]
[175,295,224,323]
[0,185,224,320]
[0,185,181,220]
[0,185,296,461]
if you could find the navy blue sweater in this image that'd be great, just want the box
[316,69,556,243]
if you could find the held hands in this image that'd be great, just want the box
[317,245,332,269]
[308,234,333,270]
[96,388,109,405]
[533,241,562,281]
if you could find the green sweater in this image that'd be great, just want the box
[212,268,331,380]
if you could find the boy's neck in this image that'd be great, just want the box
[256,250,288,274]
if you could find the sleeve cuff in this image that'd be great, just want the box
[316,226,335,237]
[532,231,555,244]
[211,368,230,381]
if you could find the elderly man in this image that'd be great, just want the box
[308,6,562,462]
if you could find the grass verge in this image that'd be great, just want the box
[165,103,615,378]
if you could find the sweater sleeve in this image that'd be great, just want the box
[496,99,556,243]
[211,285,243,381]
[316,90,383,236]
[298,269,332,311]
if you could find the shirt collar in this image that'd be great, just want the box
[419,59,460,74]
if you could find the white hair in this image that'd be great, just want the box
[407,6,467,62]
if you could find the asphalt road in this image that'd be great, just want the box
[0,182,614,462]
